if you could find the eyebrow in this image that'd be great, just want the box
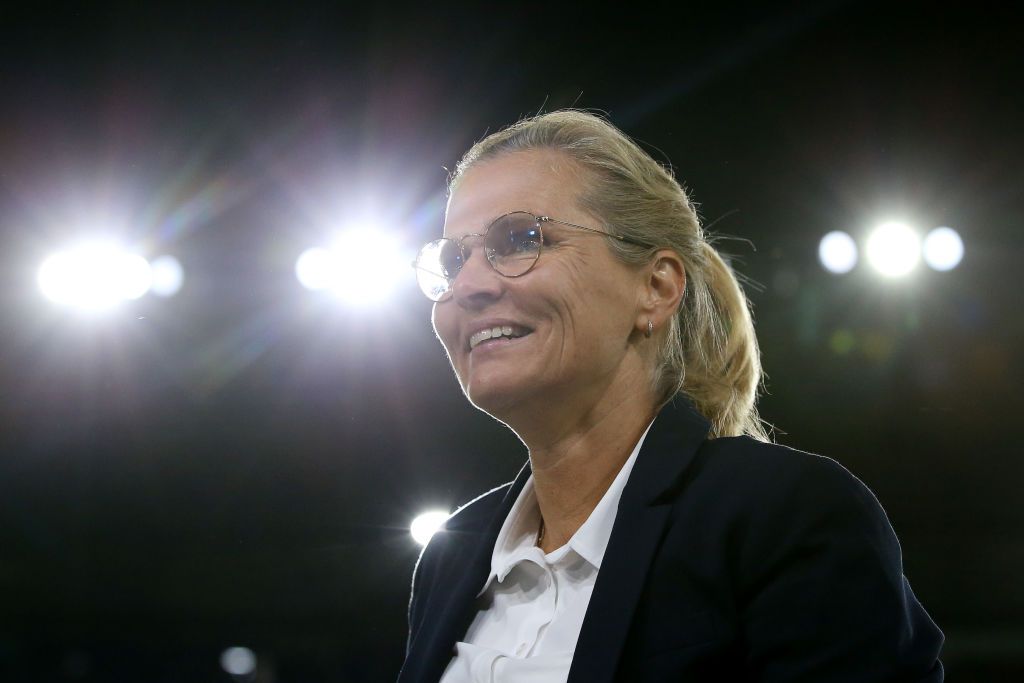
[445,210,542,238]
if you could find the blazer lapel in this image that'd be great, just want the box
[400,462,531,683]
[567,399,711,683]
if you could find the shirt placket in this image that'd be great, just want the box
[512,556,557,658]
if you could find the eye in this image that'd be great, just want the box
[437,240,464,278]
[486,214,542,259]
[511,226,542,254]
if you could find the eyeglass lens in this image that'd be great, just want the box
[415,212,543,301]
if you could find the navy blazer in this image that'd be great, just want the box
[398,399,944,682]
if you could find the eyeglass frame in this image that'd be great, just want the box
[412,211,652,302]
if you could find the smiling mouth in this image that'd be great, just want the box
[468,325,531,350]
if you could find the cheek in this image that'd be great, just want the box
[556,262,605,333]
[558,264,637,344]
[431,304,458,358]
[549,254,586,300]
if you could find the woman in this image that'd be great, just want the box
[400,111,943,682]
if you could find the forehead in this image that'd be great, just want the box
[444,150,583,238]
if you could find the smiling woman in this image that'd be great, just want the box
[433,157,657,427]
[401,111,944,683]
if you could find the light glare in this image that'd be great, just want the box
[38,253,76,304]
[296,247,334,291]
[329,229,406,304]
[220,647,256,676]
[150,255,185,297]
[296,228,409,305]
[865,222,920,277]
[410,510,449,546]
[119,254,153,300]
[38,241,153,310]
[923,227,964,271]
[818,231,858,274]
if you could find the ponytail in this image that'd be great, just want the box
[674,244,766,440]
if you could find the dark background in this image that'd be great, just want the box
[1,1,1022,680]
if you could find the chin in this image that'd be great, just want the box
[463,375,530,419]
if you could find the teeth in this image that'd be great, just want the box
[469,325,527,349]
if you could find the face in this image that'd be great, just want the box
[432,150,646,422]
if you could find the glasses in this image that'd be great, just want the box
[413,211,646,302]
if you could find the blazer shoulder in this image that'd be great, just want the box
[699,436,875,502]
[444,481,515,532]
[406,479,517,654]
[411,479,514,592]
[688,436,898,545]
[693,436,906,564]
[691,440,944,678]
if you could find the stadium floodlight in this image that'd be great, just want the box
[119,254,153,300]
[818,231,858,274]
[149,255,185,297]
[38,240,153,310]
[922,227,964,271]
[865,222,921,278]
[219,647,256,676]
[295,247,334,291]
[296,227,409,306]
[410,510,450,546]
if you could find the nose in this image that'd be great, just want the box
[450,245,503,308]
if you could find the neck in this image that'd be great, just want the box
[514,380,657,553]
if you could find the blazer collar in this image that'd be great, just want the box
[567,397,711,683]
[622,396,712,506]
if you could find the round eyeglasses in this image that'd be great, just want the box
[413,211,646,302]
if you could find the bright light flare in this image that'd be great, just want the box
[923,227,964,271]
[38,241,153,310]
[818,231,858,274]
[296,228,408,305]
[410,510,449,546]
[295,247,334,291]
[865,222,921,278]
[220,647,256,676]
[119,254,152,299]
[149,255,185,297]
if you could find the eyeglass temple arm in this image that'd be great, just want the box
[411,261,451,280]
[537,216,649,248]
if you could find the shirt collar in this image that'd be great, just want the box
[478,421,654,596]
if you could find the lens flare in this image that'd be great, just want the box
[330,229,407,304]
[923,227,964,271]
[150,255,185,297]
[38,241,153,310]
[295,247,334,291]
[119,254,153,300]
[410,510,450,546]
[297,228,410,305]
[818,231,858,274]
[865,222,920,278]
[220,647,256,676]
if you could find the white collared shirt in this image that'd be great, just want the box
[439,424,652,683]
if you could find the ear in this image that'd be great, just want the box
[636,250,686,336]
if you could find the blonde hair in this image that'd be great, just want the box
[450,110,767,441]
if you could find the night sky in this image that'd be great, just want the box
[1,1,1022,681]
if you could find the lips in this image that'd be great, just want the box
[468,323,532,350]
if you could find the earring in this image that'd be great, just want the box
[645,320,654,338]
